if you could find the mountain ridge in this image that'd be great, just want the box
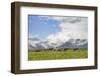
[28,37,88,50]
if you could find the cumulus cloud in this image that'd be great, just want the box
[29,33,39,39]
[46,16,88,45]
[38,16,67,22]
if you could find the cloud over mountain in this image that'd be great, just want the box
[28,37,88,50]
[46,16,88,45]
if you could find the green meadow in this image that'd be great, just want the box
[28,48,88,61]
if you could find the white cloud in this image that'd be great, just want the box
[28,34,39,39]
[38,16,67,22]
[47,31,71,47]
[59,17,88,38]
[46,17,88,45]
[50,16,67,21]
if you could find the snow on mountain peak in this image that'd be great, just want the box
[28,37,88,50]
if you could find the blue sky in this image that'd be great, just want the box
[28,15,61,39]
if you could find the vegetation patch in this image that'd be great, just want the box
[28,48,88,61]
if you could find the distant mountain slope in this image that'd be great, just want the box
[58,39,88,49]
[28,37,88,50]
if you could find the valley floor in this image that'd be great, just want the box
[28,49,88,61]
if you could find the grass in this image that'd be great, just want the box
[28,48,88,61]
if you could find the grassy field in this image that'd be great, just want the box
[28,49,88,61]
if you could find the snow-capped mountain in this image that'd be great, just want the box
[58,39,88,49]
[28,37,54,50]
[28,37,88,50]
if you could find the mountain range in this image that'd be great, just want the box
[28,37,88,50]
